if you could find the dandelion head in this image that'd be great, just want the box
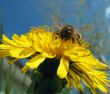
[0,25,109,94]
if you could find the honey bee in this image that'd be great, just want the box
[54,24,81,45]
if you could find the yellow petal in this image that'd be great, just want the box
[26,54,46,68]
[42,52,56,58]
[2,34,17,46]
[77,55,107,69]
[19,47,36,57]
[57,56,69,79]
[9,48,25,58]
[0,44,12,49]
[68,69,84,92]
[65,76,73,88]
[94,77,108,93]
[12,34,31,47]
[9,47,36,58]
[8,58,19,64]
[64,50,78,60]
[21,66,30,73]
[0,50,9,57]
[81,74,93,88]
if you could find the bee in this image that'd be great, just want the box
[54,24,81,45]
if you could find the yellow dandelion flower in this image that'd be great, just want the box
[0,26,109,94]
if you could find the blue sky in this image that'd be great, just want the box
[0,0,110,37]
[0,0,54,36]
[0,0,63,36]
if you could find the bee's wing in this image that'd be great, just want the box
[79,24,92,32]
[52,15,64,31]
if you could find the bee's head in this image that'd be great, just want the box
[60,25,74,40]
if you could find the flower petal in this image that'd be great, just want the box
[68,69,84,91]
[42,52,56,58]
[20,47,36,57]
[0,44,12,49]
[12,34,31,47]
[57,56,69,78]
[77,55,108,69]
[26,54,46,68]
[0,50,9,57]
[8,58,19,64]
[2,34,17,46]
[9,47,36,58]
[21,66,30,73]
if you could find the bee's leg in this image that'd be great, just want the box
[76,32,81,39]
[72,37,75,43]
[77,39,81,46]
[75,33,82,46]
[53,32,60,40]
